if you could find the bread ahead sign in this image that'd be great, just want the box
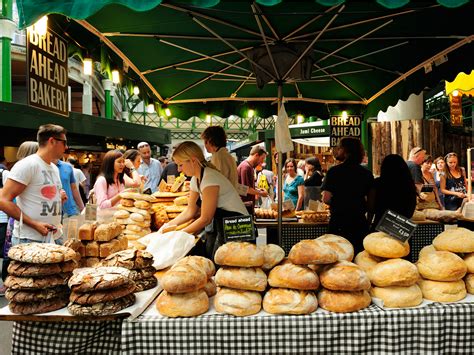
[27,29,68,117]
[330,115,362,147]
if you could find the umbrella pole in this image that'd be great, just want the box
[277,83,283,247]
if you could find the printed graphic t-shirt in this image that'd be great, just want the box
[9,154,62,241]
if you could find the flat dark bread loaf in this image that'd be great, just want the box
[9,294,69,315]
[100,249,154,270]
[128,267,157,281]
[8,260,77,277]
[68,267,132,292]
[134,276,158,292]
[70,283,136,305]
[5,273,71,290]
[5,286,69,303]
[8,243,77,264]
[68,293,136,316]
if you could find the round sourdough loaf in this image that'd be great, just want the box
[203,278,217,297]
[8,243,77,264]
[260,244,285,271]
[268,263,319,290]
[354,251,385,272]
[120,198,135,207]
[134,277,158,292]
[418,245,437,259]
[215,267,267,292]
[417,251,467,281]
[7,260,77,277]
[5,285,69,303]
[160,264,207,293]
[214,288,262,316]
[369,259,419,287]
[433,227,474,253]
[418,279,466,302]
[288,239,338,265]
[317,289,371,313]
[214,242,264,267]
[370,285,423,308]
[100,249,154,270]
[363,232,410,258]
[68,267,133,292]
[70,283,136,305]
[316,234,354,261]
[134,200,151,209]
[5,273,71,290]
[465,274,474,294]
[173,256,215,278]
[68,293,136,316]
[114,210,130,220]
[319,261,370,291]
[9,294,69,315]
[263,288,317,315]
[156,290,209,317]
[464,253,474,273]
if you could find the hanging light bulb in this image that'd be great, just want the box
[452,90,459,97]
[247,109,255,118]
[31,16,48,36]
[147,103,155,113]
[206,114,212,124]
[112,70,120,84]
[296,114,304,124]
[133,86,140,96]
[83,58,93,76]
[165,107,172,117]
[342,111,348,121]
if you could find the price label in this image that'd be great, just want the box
[375,209,417,242]
[223,215,255,243]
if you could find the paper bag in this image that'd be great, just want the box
[145,231,196,269]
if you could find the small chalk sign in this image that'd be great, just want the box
[375,209,417,242]
[223,215,255,242]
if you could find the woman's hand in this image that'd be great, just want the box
[124,159,135,170]
[458,191,467,198]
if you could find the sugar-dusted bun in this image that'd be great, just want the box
[418,245,437,260]
[319,261,370,291]
[465,274,474,294]
[418,279,466,302]
[214,242,264,267]
[288,239,338,265]
[370,285,423,308]
[263,288,317,315]
[268,263,319,290]
[363,232,410,258]
[160,264,207,293]
[317,289,371,313]
[464,253,474,273]
[214,288,262,316]
[354,251,385,272]
[369,258,419,287]
[433,227,474,253]
[417,251,467,281]
[156,290,209,317]
[316,234,354,261]
[174,256,216,278]
[261,244,285,271]
[215,267,267,292]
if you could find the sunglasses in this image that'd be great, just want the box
[53,137,68,145]
[444,152,457,159]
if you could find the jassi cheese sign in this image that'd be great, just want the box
[27,29,69,117]
[330,115,362,147]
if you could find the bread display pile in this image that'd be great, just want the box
[76,221,128,267]
[115,192,155,250]
[5,243,78,314]
[100,249,157,292]
[214,242,267,316]
[67,266,136,316]
[300,211,330,223]
[150,191,189,231]
[156,256,216,317]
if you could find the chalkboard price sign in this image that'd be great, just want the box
[375,209,417,242]
[223,215,255,243]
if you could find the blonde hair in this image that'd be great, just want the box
[172,141,216,170]
[17,141,39,160]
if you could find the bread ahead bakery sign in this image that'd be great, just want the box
[27,29,68,117]
[330,115,362,147]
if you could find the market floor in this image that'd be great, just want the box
[0,259,13,355]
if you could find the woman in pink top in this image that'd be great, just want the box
[93,150,141,209]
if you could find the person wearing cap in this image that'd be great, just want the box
[407,147,426,193]
[137,142,163,193]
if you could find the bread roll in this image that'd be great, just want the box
[369,258,419,287]
[113,210,130,220]
[214,288,262,316]
[317,289,371,313]
[130,212,145,222]
[120,198,135,207]
[418,245,437,259]
[261,244,285,271]
[465,274,474,294]
[370,285,423,308]
[160,264,207,293]
[203,278,217,297]
[173,256,216,278]
[316,234,354,261]
[363,232,410,258]
[214,242,264,267]
[174,196,188,206]
[320,261,370,291]
[288,239,338,265]
[215,267,267,292]
[263,288,317,315]
[156,290,209,317]
[354,251,384,272]
[134,200,151,210]
[417,251,467,281]
[433,227,474,253]
[418,279,466,302]
[126,224,144,233]
[268,263,319,290]
[463,253,474,273]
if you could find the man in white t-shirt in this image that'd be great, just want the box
[0,124,68,244]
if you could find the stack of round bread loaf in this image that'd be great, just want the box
[357,232,423,308]
[156,256,216,317]
[68,266,136,316]
[415,227,474,302]
[100,249,157,292]
[114,192,154,250]
[5,243,78,314]
[213,242,271,316]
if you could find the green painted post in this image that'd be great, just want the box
[102,79,113,119]
[0,0,15,102]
